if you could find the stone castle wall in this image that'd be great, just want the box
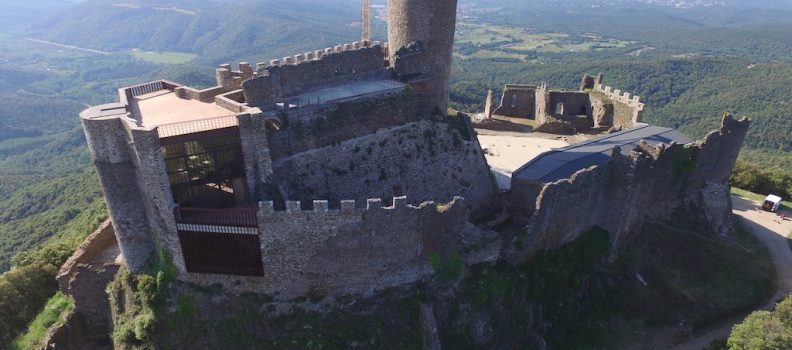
[266,91,418,161]
[56,219,116,292]
[491,85,536,119]
[507,115,750,262]
[242,44,389,110]
[592,83,645,127]
[487,76,645,133]
[269,120,499,219]
[179,197,494,298]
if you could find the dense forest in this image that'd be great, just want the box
[0,0,792,346]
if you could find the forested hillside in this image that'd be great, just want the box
[23,0,373,65]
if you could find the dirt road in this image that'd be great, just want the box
[668,195,792,349]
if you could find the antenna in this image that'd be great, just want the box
[362,0,372,43]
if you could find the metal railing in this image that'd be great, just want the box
[174,206,258,228]
[157,115,238,139]
[178,230,264,276]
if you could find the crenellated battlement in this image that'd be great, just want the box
[215,62,255,91]
[594,83,645,110]
[258,196,411,216]
[253,40,383,73]
[241,41,391,109]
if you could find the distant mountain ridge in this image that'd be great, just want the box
[0,0,77,31]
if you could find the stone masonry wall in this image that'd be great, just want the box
[491,85,536,119]
[243,45,389,109]
[57,219,116,292]
[179,197,489,298]
[267,91,417,161]
[507,115,750,263]
[388,0,459,115]
[129,127,184,273]
[592,83,645,127]
[491,75,644,132]
[269,120,499,219]
[80,112,157,273]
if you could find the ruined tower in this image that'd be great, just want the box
[387,0,459,115]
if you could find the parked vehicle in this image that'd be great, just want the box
[763,194,782,212]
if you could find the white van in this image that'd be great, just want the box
[762,194,782,212]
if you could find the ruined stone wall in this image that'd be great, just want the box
[548,91,590,118]
[242,45,389,109]
[388,0,459,115]
[507,115,750,263]
[593,83,645,128]
[493,76,644,132]
[269,120,499,219]
[179,197,488,298]
[508,178,544,220]
[216,62,254,91]
[266,92,418,161]
[57,219,116,292]
[588,92,614,128]
[491,85,536,119]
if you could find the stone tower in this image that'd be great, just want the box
[387,0,459,115]
[80,104,158,273]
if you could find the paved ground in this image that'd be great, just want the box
[475,130,568,189]
[669,194,792,349]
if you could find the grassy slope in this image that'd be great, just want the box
[12,292,74,349]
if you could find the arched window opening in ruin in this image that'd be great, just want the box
[265,119,282,131]
[555,102,564,115]
[511,95,517,108]
[580,106,587,115]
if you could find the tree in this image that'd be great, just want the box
[728,311,792,350]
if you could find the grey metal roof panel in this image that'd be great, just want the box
[538,152,612,183]
[513,125,692,183]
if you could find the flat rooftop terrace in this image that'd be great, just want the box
[284,79,407,108]
[476,132,569,190]
[129,89,236,129]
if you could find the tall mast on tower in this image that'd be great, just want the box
[362,0,372,42]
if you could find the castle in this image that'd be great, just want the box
[483,73,646,134]
[77,0,750,299]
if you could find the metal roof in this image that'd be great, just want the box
[513,125,692,184]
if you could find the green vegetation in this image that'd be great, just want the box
[730,160,792,202]
[429,251,463,279]
[108,260,425,349]
[727,295,792,349]
[12,292,74,349]
[132,51,197,64]
[672,145,697,182]
[0,243,78,346]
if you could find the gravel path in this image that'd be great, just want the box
[668,194,792,349]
